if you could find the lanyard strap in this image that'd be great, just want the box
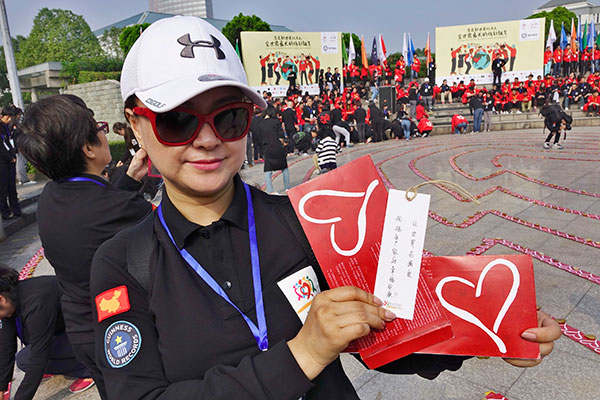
[15,316,23,340]
[157,182,268,351]
[66,177,107,187]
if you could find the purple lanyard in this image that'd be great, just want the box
[15,316,23,340]
[157,182,268,351]
[66,177,107,187]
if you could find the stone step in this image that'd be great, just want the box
[429,110,595,125]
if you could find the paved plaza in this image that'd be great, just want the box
[2,127,599,399]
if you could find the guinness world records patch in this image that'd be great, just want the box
[104,320,142,368]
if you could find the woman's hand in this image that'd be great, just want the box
[126,148,149,182]
[503,310,561,368]
[287,286,396,380]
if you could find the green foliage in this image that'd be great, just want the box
[15,8,102,68]
[109,140,127,163]
[100,26,124,60]
[386,52,401,69]
[119,23,151,57]
[527,6,577,47]
[26,162,37,175]
[222,13,271,48]
[77,71,121,83]
[342,33,362,67]
[61,56,124,84]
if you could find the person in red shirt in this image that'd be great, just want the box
[298,55,308,86]
[582,47,591,75]
[417,117,433,137]
[505,44,517,71]
[411,57,421,80]
[451,114,468,134]
[593,44,600,73]
[553,47,563,76]
[507,89,521,113]
[416,101,428,121]
[259,54,270,85]
[395,85,408,111]
[544,46,553,76]
[584,89,600,115]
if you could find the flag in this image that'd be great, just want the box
[571,17,577,50]
[547,19,556,49]
[402,32,408,63]
[578,17,583,50]
[592,21,597,48]
[583,22,588,50]
[378,34,387,65]
[342,36,348,65]
[235,38,241,58]
[371,35,378,65]
[360,35,369,67]
[349,35,356,62]
[425,32,431,65]
[409,34,416,66]
[561,22,568,50]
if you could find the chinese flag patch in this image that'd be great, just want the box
[95,285,131,322]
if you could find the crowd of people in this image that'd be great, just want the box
[0,16,566,400]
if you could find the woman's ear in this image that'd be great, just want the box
[81,141,97,161]
[125,109,145,149]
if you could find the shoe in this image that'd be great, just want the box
[68,378,95,394]
[302,152,309,156]
[552,143,563,149]
[565,107,569,110]
[543,142,551,149]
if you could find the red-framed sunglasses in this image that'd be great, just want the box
[97,121,109,134]
[132,102,254,146]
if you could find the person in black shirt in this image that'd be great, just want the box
[369,101,384,142]
[281,100,298,153]
[353,102,367,143]
[0,108,22,220]
[0,268,94,399]
[91,16,559,400]
[16,95,152,399]
[492,56,507,87]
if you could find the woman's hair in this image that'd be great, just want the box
[264,107,277,119]
[0,265,18,305]
[113,122,128,133]
[16,94,100,180]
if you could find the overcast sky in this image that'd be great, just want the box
[6,0,559,52]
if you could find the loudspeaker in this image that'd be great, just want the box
[379,86,396,113]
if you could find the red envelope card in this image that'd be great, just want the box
[419,255,540,359]
[287,155,453,368]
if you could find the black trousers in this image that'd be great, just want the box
[16,332,89,379]
[252,137,263,161]
[372,120,384,142]
[493,71,501,87]
[545,131,561,144]
[0,161,21,218]
[71,342,108,399]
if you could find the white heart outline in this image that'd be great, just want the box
[435,258,520,354]
[298,179,380,257]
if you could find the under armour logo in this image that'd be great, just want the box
[177,34,226,60]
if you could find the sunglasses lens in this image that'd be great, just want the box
[213,107,249,140]
[155,111,199,144]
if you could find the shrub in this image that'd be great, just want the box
[109,140,127,162]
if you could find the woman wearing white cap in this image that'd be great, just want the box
[90,16,560,399]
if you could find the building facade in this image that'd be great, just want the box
[535,0,600,24]
[148,0,214,19]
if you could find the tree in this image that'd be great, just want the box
[527,6,577,46]
[119,23,151,57]
[222,13,271,48]
[100,26,124,60]
[341,33,362,67]
[15,8,102,68]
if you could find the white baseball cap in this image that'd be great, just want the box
[120,16,266,112]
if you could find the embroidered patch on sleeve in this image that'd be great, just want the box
[95,285,131,322]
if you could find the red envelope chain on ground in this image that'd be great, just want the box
[420,255,540,359]
[288,155,453,368]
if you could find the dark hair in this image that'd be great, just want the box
[16,94,100,180]
[264,106,277,119]
[0,265,18,305]
[1,104,21,117]
[113,122,128,133]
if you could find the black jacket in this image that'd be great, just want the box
[353,107,367,123]
[0,277,63,399]
[258,117,287,172]
[0,123,15,164]
[37,174,152,345]
[90,177,467,400]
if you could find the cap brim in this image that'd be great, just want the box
[135,76,267,112]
